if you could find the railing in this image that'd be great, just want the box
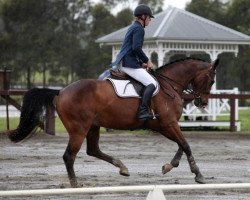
[183,88,239,121]
[0,183,249,200]
[182,93,250,132]
[1,89,250,134]
[0,89,55,135]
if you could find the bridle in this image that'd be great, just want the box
[152,70,215,106]
[184,72,215,107]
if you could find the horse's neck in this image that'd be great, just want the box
[166,63,198,90]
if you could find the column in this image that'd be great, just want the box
[157,43,164,67]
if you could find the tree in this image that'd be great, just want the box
[76,3,117,78]
[98,0,127,10]
[226,0,250,92]
[115,8,133,28]
[138,0,164,14]
[1,0,56,88]
[51,0,91,83]
[186,0,250,92]
[186,0,227,25]
[0,0,92,87]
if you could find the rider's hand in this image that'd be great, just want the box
[146,60,154,71]
[142,63,147,68]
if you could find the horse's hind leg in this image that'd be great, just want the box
[63,133,86,188]
[86,125,130,176]
[161,124,205,184]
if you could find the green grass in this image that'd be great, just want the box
[0,116,149,135]
[213,109,250,132]
[0,116,67,133]
[238,109,250,131]
[1,108,250,133]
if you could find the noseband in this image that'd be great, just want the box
[186,73,215,107]
[184,87,203,107]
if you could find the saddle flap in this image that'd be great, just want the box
[109,69,144,96]
[107,68,159,98]
[109,69,129,80]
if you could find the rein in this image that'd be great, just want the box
[153,70,185,89]
[152,70,195,98]
[150,57,216,106]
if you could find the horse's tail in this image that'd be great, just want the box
[8,88,60,143]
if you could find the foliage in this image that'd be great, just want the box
[186,0,250,93]
[138,0,164,14]
[0,0,249,92]
[0,0,165,87]
[0,0,91,87]
[78,3,117,78]
[186,0,227,24]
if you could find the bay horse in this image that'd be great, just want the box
[7,58,218,188]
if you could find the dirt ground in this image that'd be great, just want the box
[0,130,249,200]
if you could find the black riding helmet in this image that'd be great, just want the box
[134,4,154,18]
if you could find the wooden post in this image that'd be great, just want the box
[230,97,236,132]
[3,68,11,130]
[5,98,9,130]
[45,106,55,135]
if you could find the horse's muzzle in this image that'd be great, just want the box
[194,97,207,108]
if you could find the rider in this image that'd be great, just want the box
[110,4,158,121]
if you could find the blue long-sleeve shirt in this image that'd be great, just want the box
[110,21,149,69]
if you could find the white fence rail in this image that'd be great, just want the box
[0,88,239,120]
[183,88,239,121]
[0,183,249,200]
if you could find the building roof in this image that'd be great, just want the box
[96,6,250,45]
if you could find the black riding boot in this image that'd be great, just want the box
[138,84,156,121]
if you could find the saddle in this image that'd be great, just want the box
[107,68,160,120]
[109,69,144,96]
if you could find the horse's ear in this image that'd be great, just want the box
[211,58,219,71]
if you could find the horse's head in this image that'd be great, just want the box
[191,59,219,107]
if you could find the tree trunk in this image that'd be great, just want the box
[27,65,31,89]
[43,62,46,87]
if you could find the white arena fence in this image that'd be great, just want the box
[183,88,239,121]
[0,183,249,200]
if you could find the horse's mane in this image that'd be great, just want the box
[157,57,207,70]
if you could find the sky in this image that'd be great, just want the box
[92,0,192,15]
[163,0,191,10]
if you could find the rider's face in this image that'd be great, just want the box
[144,16,151,26]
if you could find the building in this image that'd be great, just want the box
[96,6,250,67]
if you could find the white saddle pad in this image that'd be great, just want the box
[107,78,159,98]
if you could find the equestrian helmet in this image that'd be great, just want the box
[134,4,154,18]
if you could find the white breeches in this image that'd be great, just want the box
[119,67,157,88]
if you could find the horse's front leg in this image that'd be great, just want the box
[162,145,183,174]
[86,125,130,176]
[160,123,205,184]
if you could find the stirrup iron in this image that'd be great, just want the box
[151,109,159,120]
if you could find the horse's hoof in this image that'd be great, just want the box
[120,168,130,176]
[71,183,84,188]
[71,184,79,188]
[162,164,173,174]
[195,173,206,184]
[70,180,79,188]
